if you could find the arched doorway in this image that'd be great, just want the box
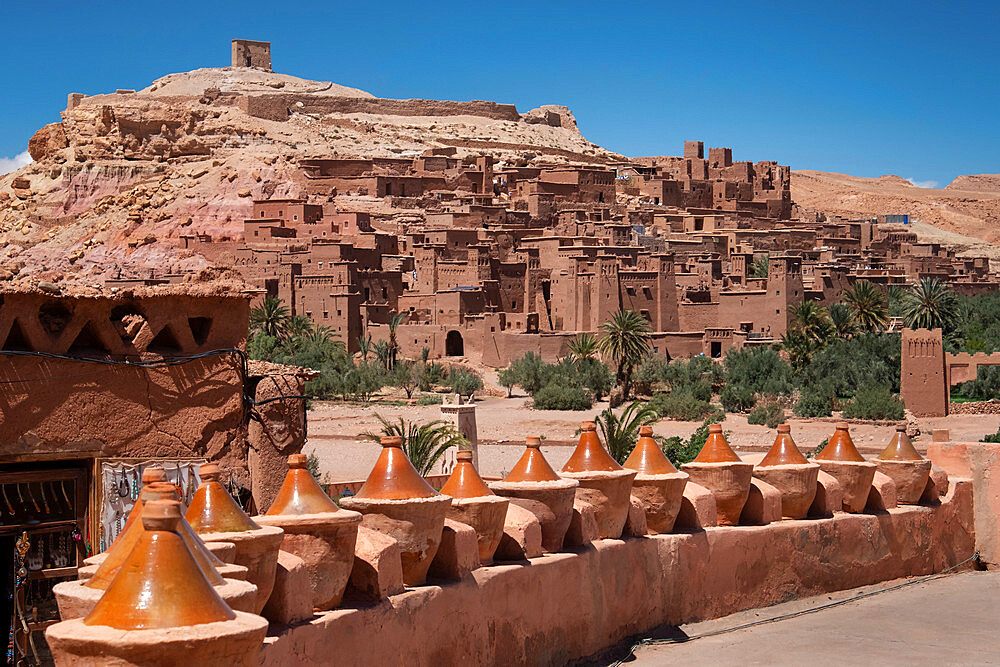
[445,330,464,356]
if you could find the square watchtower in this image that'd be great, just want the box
[231,39,271,71]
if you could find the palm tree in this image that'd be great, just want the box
[374,339,391,370]
[790,301,834,344]
[903,278,957,330]
[594,401,659,464]
[283,315,314,340]
[356,335,373,363]
[597,309,652,398]
[249,295,289,337]
[386,312,406,370]
[843,280,889,331]
[362,415,468,476]
[750,253,770,279]
[780,328,815,370]
[829,303,859,339]
[567,332,598,362]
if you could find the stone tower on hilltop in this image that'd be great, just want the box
[232,39,271,70]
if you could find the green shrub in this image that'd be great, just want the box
[719,384,755,412]
[840,385,904,420]
[448,368,483,397]
[532,384,593,410]
[416,394,443,405]
[981,428,1000,443]
[805,437,829,459]
[649,391,717,422]
[793,389,832,418]
[953,365,1000,401]
[578,358,614,401]
[723,347,794,397]
[747,397,785,428]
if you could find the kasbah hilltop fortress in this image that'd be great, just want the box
[0,40,1000,665]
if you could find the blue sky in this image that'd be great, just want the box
[2,1,997,185]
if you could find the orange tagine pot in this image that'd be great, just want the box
[255,454,362,610]
[559,422,636,538]
[186,464,284,613]
[752,424,819,519]
[489,437,578,552]
[339,437,452,586]
[624,426,688,534]
[876,423,932,504]
[439,450,509,564]
[814,422,876,513]
[681,424,753,526]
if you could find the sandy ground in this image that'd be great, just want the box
[304,394,1000,483]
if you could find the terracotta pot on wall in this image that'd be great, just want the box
[680,424,753,525]
[560,422,637,539]
[815,422,876,513]
[876,423,932,504]
[46,500,268,667]
[439,450,509,564]
[255,454,362,610]
[339,436,452,586]
[753,424,820,519]
[623,426,688,534]
[489,436,578,552]
[55,484,255,620]
[187,463,284,613]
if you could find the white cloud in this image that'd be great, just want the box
[905,177,939,189]
[0,150,32,175]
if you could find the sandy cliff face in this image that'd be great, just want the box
[791,169,1000,252]
[0,67,618,281]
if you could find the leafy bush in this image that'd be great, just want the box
[503,353,549,395]
[448,368,483,397]
[793,389,833,418]
[840,385,904,420]
[719,384,755,412]
[416,393,443,405]
[578,358,614,401]
[805,437,829,459]
[649,391,718,422]
[981,428,1000,443]
[798,334,901,398]
[952,365,1000,401]
[532,384,593,410]
[722,347,793,411]
[416,362,447,392]
[747,396,785,428]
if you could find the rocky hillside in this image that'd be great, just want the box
[792,169,1000,252]
[0,67,621,282]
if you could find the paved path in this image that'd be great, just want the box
[621,571,999,666]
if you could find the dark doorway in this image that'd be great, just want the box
[711,341,722,358]
[445,330,464,356]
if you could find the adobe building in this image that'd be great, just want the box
[176,138,999,367]
[232,39,272,70]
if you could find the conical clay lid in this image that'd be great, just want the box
[624,425,678,474]
[562,421,622,473]
[88,483,225,590]
[84,499,235,630]
[759,424,809,466]
[185,463,260,533]
[440,450,494,498]
[693,424,741,463]
[504,437,560,482]
[816,422,866,462]
[266,454,339,515]
[879,423,924,461]
[354,436,438,500]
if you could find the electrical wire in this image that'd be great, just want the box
[607,550,981,667]
[0,348,312,409]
